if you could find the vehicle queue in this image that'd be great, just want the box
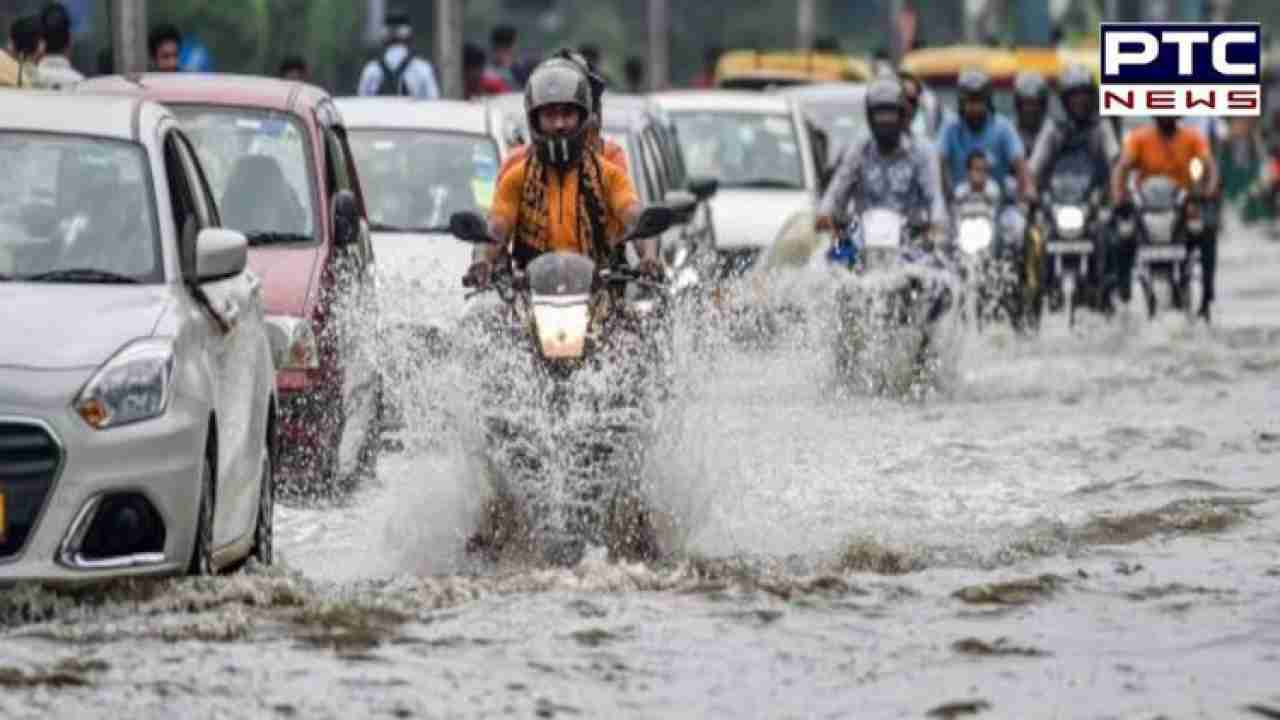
[0,40,1249,582]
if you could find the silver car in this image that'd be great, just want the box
[0,92,276,581]
[335,97,508,342]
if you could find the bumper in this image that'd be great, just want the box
[0,400,206,583]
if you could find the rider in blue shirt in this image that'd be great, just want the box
[937,69,1033,201]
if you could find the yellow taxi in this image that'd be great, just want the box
[714,50,872,90]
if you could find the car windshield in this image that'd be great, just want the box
[800,100,867,158]
[0,132,160,283]
[348,130,500,232]
[670,111,806,190]
[173,106,315,244]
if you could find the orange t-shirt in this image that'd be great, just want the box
[1122,125,1211,189]
[490,154,638,254]
[497,140,628,184]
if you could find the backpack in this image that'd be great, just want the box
[375,53,414,96]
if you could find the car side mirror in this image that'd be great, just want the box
[332,190,360,247]
[687,176,719,202]
[628,205,676,241]
[196,228,248,282]
[663,189,698,223]
[449,211,491,244]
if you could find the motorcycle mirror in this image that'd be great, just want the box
[449,211,491,244]
[1189,157,1205,184]
[628,206,676,242]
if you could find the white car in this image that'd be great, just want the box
[0,92,276,581]
[650,90,824,274]
[335,97,509,345]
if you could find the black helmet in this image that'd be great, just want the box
[524,59,593,168]
[957,68,992,106]
[865,76,906,148]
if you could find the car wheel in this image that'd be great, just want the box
[187,455,216,576]
[250,451,274,566]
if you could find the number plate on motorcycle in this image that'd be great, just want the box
[1138,245,1186,262]
[1047,241,1093,255]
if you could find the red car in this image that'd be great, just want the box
[78,74,382,492]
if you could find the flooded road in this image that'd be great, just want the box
[2,216,1279,719]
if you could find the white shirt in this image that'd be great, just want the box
[36,54,84,90]
[357,45,440,99]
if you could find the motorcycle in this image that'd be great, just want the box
[1118,158,1207,320]
[448,207,677,566]
[952,193,1023,331]
[828,207,955,395]
[1038,170,1109,327]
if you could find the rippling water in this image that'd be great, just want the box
[3,215,1279,719]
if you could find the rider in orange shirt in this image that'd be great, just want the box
[1110,116,1221,320]
[464,58,660,288]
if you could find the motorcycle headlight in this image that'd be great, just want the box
[74,339,175,429]
[265,315,319,370]
[956,217,993,255]
[665,240,691,270]
[531,300,591,360]
[1054,205,1086,234]
[673,266,699,292]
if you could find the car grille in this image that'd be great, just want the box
[0,421,62,560]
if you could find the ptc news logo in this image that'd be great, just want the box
[1100,22,1261,116]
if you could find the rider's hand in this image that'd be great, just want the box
[636,257,664,280]
[814,214,835,233]
[462,260,492,289]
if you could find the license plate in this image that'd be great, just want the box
[1139,245,1186,262]
[0,491,6,543]
[1047,241,1093,255]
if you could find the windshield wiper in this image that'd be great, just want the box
[22,268,142,284]
[245,231,312,246]
[727,178,803,190]
[369,223,451,234]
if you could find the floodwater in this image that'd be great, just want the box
[2,215,1279,719]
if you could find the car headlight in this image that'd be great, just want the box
[265,315,319,370]
[1054,205,1086,234]
[74,339,175,429]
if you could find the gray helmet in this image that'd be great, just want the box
[957,68,992,108]
[1014,71,1048,103]
[865,76,906,147]
[1013,70,1048,131]
[1058,63,1093,97]
[552,48,605,123]
[524,59,593,167]
[1057,64,1095,120]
